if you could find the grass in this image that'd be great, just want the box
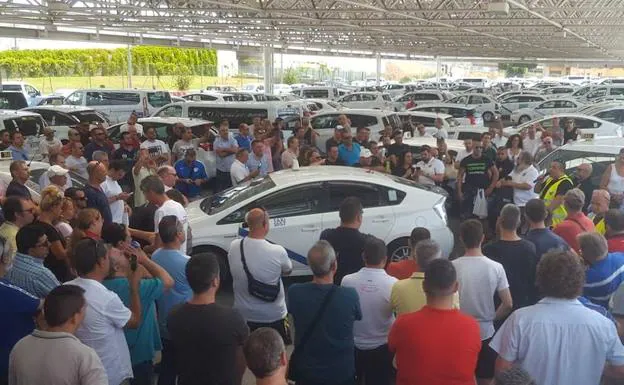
[9,75,265,94]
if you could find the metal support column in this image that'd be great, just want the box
[436,56,441,81]
[127,44,133,89]
[263,45,274,94]
[375,52,382,87]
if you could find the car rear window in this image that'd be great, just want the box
[71,111,108,124]
[0,93,27,109]
[302,90,330,99]
[1,85,21,92]
[3,115,45,136]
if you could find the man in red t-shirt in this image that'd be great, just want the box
[553,188,595,252]
[606,209,624,253]
[386,227,430,279]
[389,259,481,385]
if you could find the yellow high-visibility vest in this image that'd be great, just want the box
[539,175,573,227]
[589,214,606,235]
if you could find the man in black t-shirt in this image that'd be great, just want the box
[112,132,138,192]
[354,127,371,149]
[457,141,499,220]
[320,197,367,284]
[483,204,539,314]
[168,254,249,385]
[386,130,410,166]
[5,161,32,200]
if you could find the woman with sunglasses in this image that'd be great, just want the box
[35,185,73,282]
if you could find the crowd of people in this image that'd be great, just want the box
[2,110,624,385]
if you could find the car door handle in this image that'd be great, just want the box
[372,218,390,223]
[301,227,320,232]
[224,234,238,239]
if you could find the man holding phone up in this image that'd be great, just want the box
[414,145,445,186]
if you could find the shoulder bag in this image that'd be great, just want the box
[240,238,281,302]
[287,285,337,382]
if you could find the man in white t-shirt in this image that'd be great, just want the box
[140,175,188,254]
[342,235,397,385]
[415,145,445,186]
[522,124,542,156]
[101,160,132,224]
[506,151,539,208]
[228,208,292,340]
[231,148,259,186]
[38,126,62,161]
[140,126,170,166]
[452,219,513,385]
[65,238,142,385]
[433,118,448,140]
[65,142,89,179]
[119,112,144,137]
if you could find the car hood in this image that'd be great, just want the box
[186,199,208,225]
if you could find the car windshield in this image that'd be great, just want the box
[71,111,108,124]
[200,176,276,215]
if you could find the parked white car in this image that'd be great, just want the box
[409,104,484,126]
[304,99,341,115]
[382,83,410,98]
[504,113,622,139]
[311,109,402,147]
[498,94,547,117]
[1,81,42,106]
[241,83,265,93]
[510,98,584,124]
[182,92,230,102]
[391,91,451,111]
[21,105,109,141]
[539,86,577,99]
[273,84,293,95]
[337,92,392,110]
[188,166,453,278]
[446,93,499,122]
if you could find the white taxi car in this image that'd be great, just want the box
[336,92,393,110]
[503,113,622,139]
[445,93,499,122]
[187,166,454,279]
[510,98,584,124]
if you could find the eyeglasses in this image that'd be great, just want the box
[20,208,35,214]
[474,146,484,149]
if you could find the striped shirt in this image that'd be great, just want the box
[584,252,624,307]
[4,252,60,298]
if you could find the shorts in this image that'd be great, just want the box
[476,338,497,380]
[247,318,292,345]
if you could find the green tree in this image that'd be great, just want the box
[498,63,537,78]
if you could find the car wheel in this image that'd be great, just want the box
[483,111,494,122]
[387,238,410,263]
[519,115,531,124]
[191,246,231,285]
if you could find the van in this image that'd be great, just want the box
[295,87,346,100]
[310,109,402,149]
[151,101,303,130]
[63,89,172,124]
[458,78,489,88]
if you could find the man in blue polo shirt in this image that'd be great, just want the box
[83,161,112,224]
[578,232,624,308]
[338,128,361,166]
[175,149,208,199]
[7,132,29,161]
[235,123,253,152]
[0,237,41,385]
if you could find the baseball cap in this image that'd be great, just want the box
[360,149,372,158]
[47,165,69,177]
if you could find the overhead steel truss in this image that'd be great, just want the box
[0,0,623,61]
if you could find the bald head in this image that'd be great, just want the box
[87,160,107,184]
[246,208,269,233]
[591,189,611,215]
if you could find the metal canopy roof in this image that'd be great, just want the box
[1,0,624,61]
